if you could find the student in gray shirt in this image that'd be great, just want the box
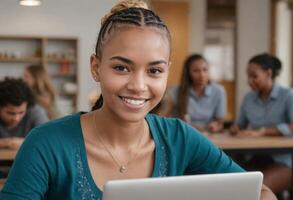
[0,77,48,149]
[230,53,293,194]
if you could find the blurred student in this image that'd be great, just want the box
[230,53,293,193]
[24,65,59,119]
[0,77,48,150]
[163,54,226,133]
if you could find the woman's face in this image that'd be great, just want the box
[23,70,34,87]
[247,63,272,91]
[91,27,170,122]
[189,59,209,87]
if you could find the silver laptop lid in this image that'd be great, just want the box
[103,171,263,200]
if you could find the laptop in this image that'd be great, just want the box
[103,171,263,200]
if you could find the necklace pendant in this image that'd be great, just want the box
[119,166,127,173]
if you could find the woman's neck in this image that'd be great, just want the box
[92,110,147,148]
[259,82,273,102]
[193,84,205,96]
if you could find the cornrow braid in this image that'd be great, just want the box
[95,7,171,57]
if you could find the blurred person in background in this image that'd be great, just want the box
[230,53,293,194]
[161,54,226,133]
[0,77,48,150]
[24,65,59,119]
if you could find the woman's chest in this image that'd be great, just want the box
[244,99,287,126]
[85,141,155,191]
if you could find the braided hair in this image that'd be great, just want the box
[92,0,171,110]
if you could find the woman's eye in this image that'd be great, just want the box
[113,65,129,72]
[148,67,163,75]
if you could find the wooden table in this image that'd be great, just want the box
[210,135,293,192]
[210,135,293,152]
[210,135,293,164]
[0,148,17,166]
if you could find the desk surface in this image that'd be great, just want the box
[0,148,17,160]
[210,135,293,150]
[0,136,293,160]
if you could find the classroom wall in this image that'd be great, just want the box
[0,0,117,111]
[236,0,271,112]
[275,1,292,87]
[189,0,206,54]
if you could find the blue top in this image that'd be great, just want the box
[236,84,293,136]
[168,83,226,126]
[0,113,243,200]
[236,84,293,166]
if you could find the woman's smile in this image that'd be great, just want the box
[120,96,150,109]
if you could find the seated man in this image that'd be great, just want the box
[0,77,49,150]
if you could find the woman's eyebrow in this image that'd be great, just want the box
[110,56,167,66]
[149,60,168,66]
[110,56,133,64]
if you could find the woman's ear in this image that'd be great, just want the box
[90,54,101,82]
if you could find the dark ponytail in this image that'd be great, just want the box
[91,95,103,111]
[249,53,282,80]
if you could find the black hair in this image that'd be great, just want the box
[92,6,171,110]
[95,7,170,58]
[249,53,282,80]
[177,54,207,119]
[0,77,35,108]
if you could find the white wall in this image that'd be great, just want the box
[275,1,292,87]
[189,0,206,53]
[0,0,117,111]
[236,0,271,112]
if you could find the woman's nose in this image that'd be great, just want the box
[126,73,147,93]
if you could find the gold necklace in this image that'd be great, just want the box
[92,112,145,173]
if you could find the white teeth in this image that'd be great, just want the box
[122,98,145,105]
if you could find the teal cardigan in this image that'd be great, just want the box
[0,113,244,200]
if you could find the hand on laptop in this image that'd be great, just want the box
[260,184,277,200]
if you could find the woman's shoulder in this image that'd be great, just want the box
[146,113,182,128]
[276,85,293,103]
[27,104,46,114]
[276,84,293,95]
[208,82,223,91]
[146,114,212,156]
[208,83,225,96]
[25,112,82,146]
[146,114,202,140]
